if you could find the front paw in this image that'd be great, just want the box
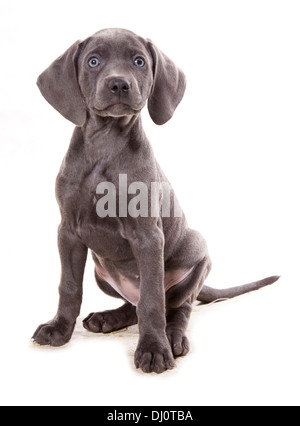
[134,336,175,374]
[32,317,75,347]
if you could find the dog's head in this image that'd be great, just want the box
[37,28,186,126]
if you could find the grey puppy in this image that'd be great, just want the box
[32,28,279,373]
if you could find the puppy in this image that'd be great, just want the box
[32,29,279,373]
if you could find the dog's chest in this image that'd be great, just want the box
[56,151,195,306]
[57,158,125,250]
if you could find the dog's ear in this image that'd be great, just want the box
[37,41,86,126]
[147,41,186,125]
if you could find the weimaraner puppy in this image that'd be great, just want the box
[32,28,279,373]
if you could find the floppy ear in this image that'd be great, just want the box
[147,41,186,125]
[37,40,86,126]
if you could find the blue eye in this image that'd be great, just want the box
[134,57,145,67]
[88,57,100,68]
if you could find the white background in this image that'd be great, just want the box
[1,0,299,406]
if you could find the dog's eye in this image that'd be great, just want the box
[88,57,100,68]
[134,57,145,67]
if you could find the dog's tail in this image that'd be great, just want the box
[197,275,280,304]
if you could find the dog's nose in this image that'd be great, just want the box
[108,77,131,94]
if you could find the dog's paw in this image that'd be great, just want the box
[83,311,121,333]
[166,329,190,357]
[32,318,74,347]
[134,337,175,374]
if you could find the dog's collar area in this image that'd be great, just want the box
[83,112,142,144]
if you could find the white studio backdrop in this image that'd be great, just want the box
[0,0,299,406]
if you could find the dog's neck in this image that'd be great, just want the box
[84,111,141,137]
[81,111,145,160]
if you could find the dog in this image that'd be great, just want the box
[32,28,279,373]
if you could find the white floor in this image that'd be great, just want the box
[1,0,300,406]
[2,273,299,406]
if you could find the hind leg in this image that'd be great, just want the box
[83,302,137,333]
[166,256,211,308]
[166,302,192,357]
[83,270,137,333]
[165,253,211,357]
